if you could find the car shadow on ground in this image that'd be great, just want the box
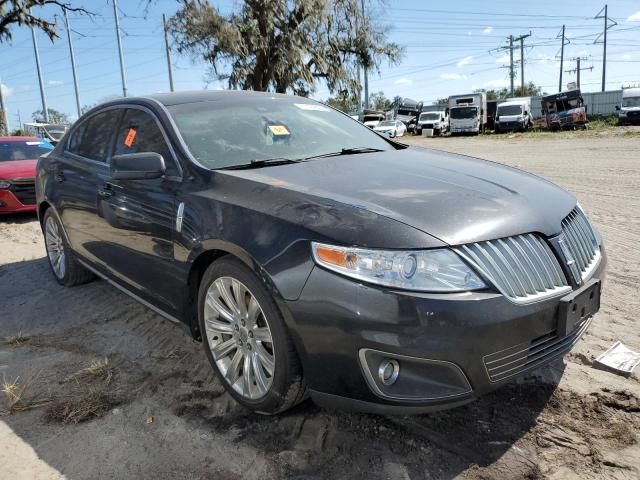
[1,256,560,479]
[0,212,38,224]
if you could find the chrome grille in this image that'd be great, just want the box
[455,234,569,303]
[561,207,600,281]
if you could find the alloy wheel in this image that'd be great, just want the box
[204,276,275,400]
[45,216,66,279]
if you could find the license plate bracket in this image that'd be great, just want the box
[557,279,601,337]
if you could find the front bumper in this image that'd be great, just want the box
[286,248,606,414]
[496,121,524,131]
[0,188,37,214]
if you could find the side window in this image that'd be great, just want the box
[114,109,177,176]
[67,109,121,162]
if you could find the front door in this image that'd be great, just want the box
[95,107,183,315]
[53,108,123,265]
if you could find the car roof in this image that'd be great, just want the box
[0,136,41,142]
[141,89,303,107]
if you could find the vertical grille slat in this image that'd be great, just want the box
[455,233,569,303]
[454,207,600,304]
[560,206,601,280]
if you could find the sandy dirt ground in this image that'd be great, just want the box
[1,134,639,480]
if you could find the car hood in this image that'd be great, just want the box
[0,159,37,179]
[221,147,576,246]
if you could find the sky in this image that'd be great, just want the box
[1,0,640,129]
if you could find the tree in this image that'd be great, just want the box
[32,108,68,124]
[168,0,403,97]
[474,82,545,100]
[369,91,393,111]
[0,1,92,44]
[324,93,359,113]
[433,98,448,106]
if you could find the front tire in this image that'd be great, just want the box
[198,257,306,414]
[43,210,94,287]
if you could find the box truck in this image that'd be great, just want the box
[448,92,487,134]
[616,87,640,125]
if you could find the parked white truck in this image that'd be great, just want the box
[495,98,532,133]
[416,110,449,135]
[448,93,487,134]
[616,87,640,125]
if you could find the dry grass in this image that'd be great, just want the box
[1,376,50,413]
[65,357,114,385]
[5,331,30,346]
[45,390,119,424]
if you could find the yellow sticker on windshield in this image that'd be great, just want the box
[268,125,290,136]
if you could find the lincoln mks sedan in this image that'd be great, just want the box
[36,91,606,414]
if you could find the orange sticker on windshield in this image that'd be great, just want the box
[124,128,137,147]
[268,125,290,136]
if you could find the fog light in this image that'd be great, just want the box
[378,358,399,386]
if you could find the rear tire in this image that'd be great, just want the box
[198,257,306,414]
[42,209,94,287]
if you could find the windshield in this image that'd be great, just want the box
[0,140,53,162]
[168,97,394,169]
[377,120,394,127]
[397,109,417,116]
[419,113,439,121]
[363,115,382,123]
[622,97,640,108]
[497,105,523,116]
[450,107,478,119]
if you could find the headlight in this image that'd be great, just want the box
[0,180,11,189]
[311,242,486,292]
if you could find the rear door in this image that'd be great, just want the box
[53,108,123,264]
[94,107,183,314]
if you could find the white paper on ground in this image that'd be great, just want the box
[595,341,640,374]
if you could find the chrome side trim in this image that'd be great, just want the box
[77,259,182,325]
[176,202,185,233]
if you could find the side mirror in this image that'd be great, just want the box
[615,105,620,111]
[111,152,166,180]
[524,111,528,115]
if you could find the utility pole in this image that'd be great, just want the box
[514,32,532,93]
[113,0,128,97]
[509,35,514,96]
[557,25,567,92]
[31,10,49,123]
[595,5,617,92]
[564,57,592,89]
[64,9,82,119]
[162,14,175,92]
[360,0,368,109]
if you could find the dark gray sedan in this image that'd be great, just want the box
[36,91,606,414]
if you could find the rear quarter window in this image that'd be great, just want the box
[67,109,122,162]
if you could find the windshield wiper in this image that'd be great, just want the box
[304,147,385,161]
[220,157,303,170]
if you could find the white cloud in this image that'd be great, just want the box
[622,53,633,60]
[536,53,555,64]
[394,77,413,86]
[457,56,473,67]
[627,11,640,21]
[0,83,12,97]
[483,26,494,34]
[48,80,64,86]
[484,78,509,89]
[495,53,510,64]
[440,73,467,80]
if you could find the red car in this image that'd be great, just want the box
[0,136,53,214]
